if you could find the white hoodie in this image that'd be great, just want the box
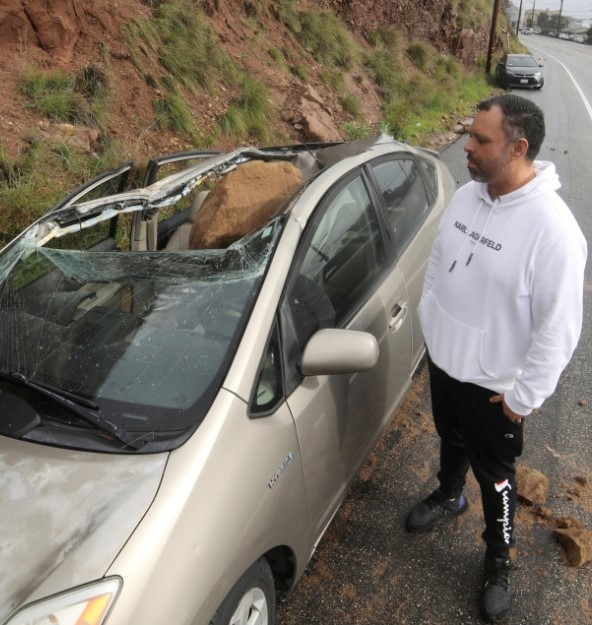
[419,161,587,416]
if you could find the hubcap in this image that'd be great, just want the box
[228,587,268,625]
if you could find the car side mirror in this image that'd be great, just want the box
[300,328,379,376]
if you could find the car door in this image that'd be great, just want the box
[367,153,434,369]
[280,169,413,544]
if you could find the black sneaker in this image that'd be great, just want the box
[405,489,468,533]
[481,557,514,623]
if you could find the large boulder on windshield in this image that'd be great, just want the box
[188,160,303,249]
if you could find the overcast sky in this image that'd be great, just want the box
[518,0,592,20]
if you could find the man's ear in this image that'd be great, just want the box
[512,137,529,159]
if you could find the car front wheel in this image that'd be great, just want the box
[210,558,276,625]
[496,75,508,90]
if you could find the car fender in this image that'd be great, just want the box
[105,389,308,625]
[0,437,166,623]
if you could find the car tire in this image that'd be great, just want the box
[209,558,276,625]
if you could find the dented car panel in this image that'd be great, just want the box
[0,135,455,625]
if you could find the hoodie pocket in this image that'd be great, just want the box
[419,291,488,381]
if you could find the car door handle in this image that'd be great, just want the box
[389,301,409,332]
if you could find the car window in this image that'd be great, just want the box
[49,163,132,213]
[46,165,133,250]
[142,151,222,186]
[286,173,384,349]
[506,56,537,67]
[250,321,283,416]
[141,151,221,249]
[371,156,429,255]
[415,155,438,204]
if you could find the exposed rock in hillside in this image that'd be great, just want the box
[0,0,492,160]
[0,0,159,158]
[324,0,486,63]
[282,85,343,142]
[0,0,143,64]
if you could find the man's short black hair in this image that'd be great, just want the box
[477,94,545,161]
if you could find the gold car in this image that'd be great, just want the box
[0,135,454,625]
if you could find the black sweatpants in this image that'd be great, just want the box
[427,357,524,559]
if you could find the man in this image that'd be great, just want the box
[406,95,587,623]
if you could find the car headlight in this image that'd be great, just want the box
[506,69,516,76]
[534,72,542,78]
[3,578,121,625]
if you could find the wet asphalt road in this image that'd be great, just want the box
[276,36,592,625]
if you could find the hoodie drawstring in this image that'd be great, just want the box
[449,199,499,272]
[449,199,485,272]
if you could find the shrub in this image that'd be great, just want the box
[18,66,109,127]
[299,11,358,69]
[290,65,308,80]
[271,0,300,32]
[153,93,194,136]
[18,70,84,122]
[124,0,238,93]
[220,76,272,143]
[406,41,430,71]
[341,121,376,140]
[340,92,362,117]
[364,43,407,101]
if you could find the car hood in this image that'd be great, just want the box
[0,436,167,622]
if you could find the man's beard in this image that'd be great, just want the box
[468,168,487,183]
[466,154,509,184]
[467,157,487,182]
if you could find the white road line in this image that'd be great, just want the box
[529,44,592,123]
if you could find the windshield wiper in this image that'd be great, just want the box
[0,372,146,450]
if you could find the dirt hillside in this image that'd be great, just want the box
[0,0,490,160]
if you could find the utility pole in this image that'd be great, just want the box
[531,0,536,29]
[516,0,524,35]
[556,0,564,37]
[486,0,501,75]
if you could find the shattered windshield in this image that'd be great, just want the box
[0,221,281,450]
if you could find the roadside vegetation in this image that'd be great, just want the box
[0,0,502,248]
